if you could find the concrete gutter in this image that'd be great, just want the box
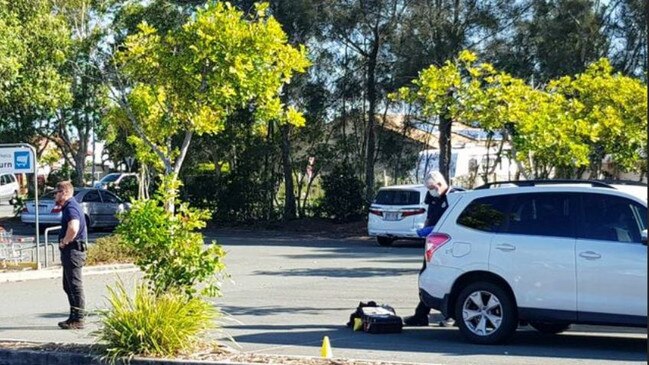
[0,264,139,283]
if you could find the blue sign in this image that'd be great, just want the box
[14,151,31,170]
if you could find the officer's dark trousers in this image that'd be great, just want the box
[61,247,86,321]
[413,300,431,320]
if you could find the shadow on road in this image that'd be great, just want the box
[220,305,350,317]
[220,324,646,362]
[253,267,419,278]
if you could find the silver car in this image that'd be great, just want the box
[21,188,129,229]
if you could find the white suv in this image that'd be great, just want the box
[418,180,647,344]
[368,184,429,246]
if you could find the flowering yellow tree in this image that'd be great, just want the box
[109,2,310,200]
[395,51,647,180]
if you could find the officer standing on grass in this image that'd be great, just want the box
[55,181,87,330]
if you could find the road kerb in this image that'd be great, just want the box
[0,264,139,283]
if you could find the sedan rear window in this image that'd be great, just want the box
[374,190,420,205]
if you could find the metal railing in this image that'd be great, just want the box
[41,223,88,268]
[44,226,62,268]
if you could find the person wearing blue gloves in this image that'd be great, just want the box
[404,171,456,327]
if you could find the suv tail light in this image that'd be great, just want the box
[369,209,383,217]
[51,206,62,214]
[401,208,426,217]
[425,233,451,262]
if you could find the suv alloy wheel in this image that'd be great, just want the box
[455,281,518,344]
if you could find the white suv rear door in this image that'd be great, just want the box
[488,192,578,316]
[575,193,647,321]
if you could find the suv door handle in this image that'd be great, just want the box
[579,251,601,260]
[495,243,516,252]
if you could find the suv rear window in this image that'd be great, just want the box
[374,190,420,205]
[579,193,647,243]
[457,196,509,232]
[504,193,575,238]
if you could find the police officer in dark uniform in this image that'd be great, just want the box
[55,181,87,330]
[404,171,456,327]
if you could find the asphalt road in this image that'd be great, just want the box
[0,204,645,364]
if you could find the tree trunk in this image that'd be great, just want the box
[364,31,380,206]
[438,114,452,182]
[73,115,88,187]
[280,124,296,221]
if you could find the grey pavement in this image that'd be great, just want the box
[0,204,645,365]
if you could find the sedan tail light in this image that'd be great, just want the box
[22,207,28,213]
[50,206,62,213]
[401,208,426,217]
[369,209,383,216]
[425,233,451,262]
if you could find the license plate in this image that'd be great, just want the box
[38,205,49,213]
[384,212,399,221]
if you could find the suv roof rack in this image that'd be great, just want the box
[474,179,615,190]
[601,179,648,186]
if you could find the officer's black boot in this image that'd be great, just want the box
[59,308,84,330]
[57,308,73,328]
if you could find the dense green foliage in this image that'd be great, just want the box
[108,1,310,184]
[0,0,646,223]
[0,0,71,144]
[107,176,139,202]
[394,51,647,180]
[116,178,227,298]
[45,164,78,187]
[320,163,364,222]
[97,281,218,362]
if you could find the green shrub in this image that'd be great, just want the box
[117,177,227,298]
[108,177,139,202]
[86,235,136,266]
[181,174,220,211]
[320,162,364,222]
[46,164,77,187]
[12,194,27,217]
[97,281,218,362]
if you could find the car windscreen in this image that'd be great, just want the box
[374,190,420,205]
[100,174,120,183]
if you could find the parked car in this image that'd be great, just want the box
[93,173,138,190]
[367,184,464,246]
[418,180,647,344]
[0,173,19,204]
[21,188,130,229]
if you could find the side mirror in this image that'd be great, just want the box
[641,229,647,245]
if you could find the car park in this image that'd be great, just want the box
[418,180,647,344]
[0,173,19,204]
[21,188,130,229]
[93,172,138,190]
[367,184,464,246]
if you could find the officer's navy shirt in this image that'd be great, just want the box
[59,196,87,242]
[423,187,459,227]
